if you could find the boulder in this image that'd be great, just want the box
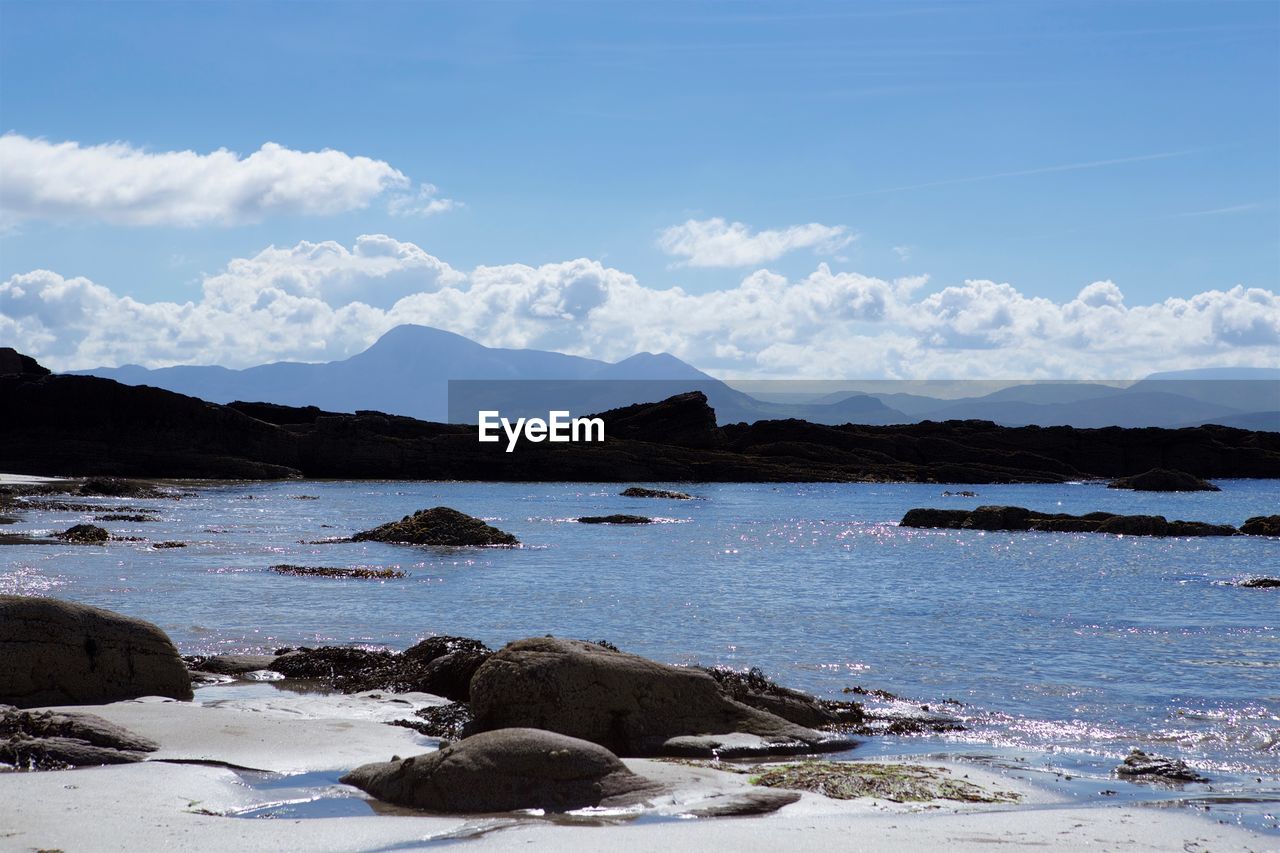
[352,507,518,546]
[1,706,158,770]
[899,508,969,529]
[1107,468,1220,492]
[963,505,1034,531]
[702,666,838,728]
[1241,515,1280,536]
[468,637,853,756]
[1096,514,1168,536]
[340,727,661,813]
[0,597,194,707]
[577,515,652,524]
[56,524,110,544]
[620,487,696,500]
[1114,748,1208,783]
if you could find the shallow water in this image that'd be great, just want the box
[3,479,1278,828]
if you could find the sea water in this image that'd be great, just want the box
[3,479,1277,827]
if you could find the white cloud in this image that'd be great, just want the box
[388,183,462,218]
[0,134,452,228]
[657,217,854,267]
[2,235,1277,379]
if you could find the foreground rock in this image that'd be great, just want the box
[621,487,696,500]
[1114,748,1209,784]
[0,597,193,707]
[1,707,158,770]
[469,637,853,757]
[341,727,661,813]
[577,514,653,524]
[900,506,1238,537]
[352,507,518,546]
[1107,468,1220,492]
[269,636,492,702]
[1241,515,1280,536]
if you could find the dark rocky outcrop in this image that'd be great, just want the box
[0,597,194,707]
[1241,515,1280,536]
[1107,468,1220,492]
[351,507,518,546]
[340,727,661,813]
[901,506,1239,537]
[397,702,474,740]
[1114,748,1209,784]
[1238,577,1280,589]
[621,487,696,500]
[468,637,854,757]
[3,353,1277,483]
[77,478,172,499]
[703,666,838,729]
[94,514,156,523]
[1,706,158,770]
[268,636,493,701]
[577,514,652,525]
[56,524,111,544]
[185,653,287,675]
[0,347,50,378]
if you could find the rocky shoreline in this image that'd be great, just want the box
[4,349,1278,483]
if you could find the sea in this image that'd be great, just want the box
[3,479,1277,830]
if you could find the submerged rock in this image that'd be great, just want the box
[56,524,110,544]
[0,596,194,707]
[1107,468,1220,492]
[271,564,405,579]
[1238,577,1280,589]
[1115,748,1209,784]
[352,507,518,546]
[621,487,696,500]
[94,513,156,522]
[577,514,653,524]
[78,478,172,499]
[0,707,158,770]
[900,506,1238,537]
[469,637,854,757]
[1241,515,1280,536]
[340,727,661,813]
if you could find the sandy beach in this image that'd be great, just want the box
[2,683,1272,853]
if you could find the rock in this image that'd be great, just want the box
[577,514,653,524]
[1,707,158,770]
[271,564,405,579]
[186,653,287,675]
[900,507,1238,538]
[0,347,50,378]
[1241,515,1280,536]
[94,514,156,522]
[78,478,170,499]
[400,702,474,740]
[56,524,110,544]
[0,596,194,707]
[963,505,1034,531]
[340,727,661,813]
[269,646,394,682]
[152,541,186,549]
[899,508,970,529]
[621,487,696,500]
[469,637,854,757]
[1108,468,1220,492]
[681,789,801,817]
[351,507,518,546]
[703,666,838,728]
[403,635,490,663]
[1238,577,1280,589]
[1115,748,1209,783]
[268,637,492,700]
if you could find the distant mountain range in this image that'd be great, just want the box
[73,325,1280,430]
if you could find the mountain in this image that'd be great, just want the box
[74,325,905,426]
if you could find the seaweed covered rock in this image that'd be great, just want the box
[352,507,518,546]
[469,637,853,757]
[901,506,1238,537]
[703,666,838,729]
[1107,469,1219,492]
[1114,748,1209,784]
[56,524,110,544]
[1241,515,1280,536]
[268,636,492,701]
[0,707,158,770]
[0,597,193,707]
[621,487,695,500]
[340,728,660,813]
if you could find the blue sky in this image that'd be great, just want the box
[1,0,1277,377]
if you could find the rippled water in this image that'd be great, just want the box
[4,479,1278,825]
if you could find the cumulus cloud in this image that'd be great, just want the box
[0,134,451,227]
[657,217,854,267]
[2,235,1277,379]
